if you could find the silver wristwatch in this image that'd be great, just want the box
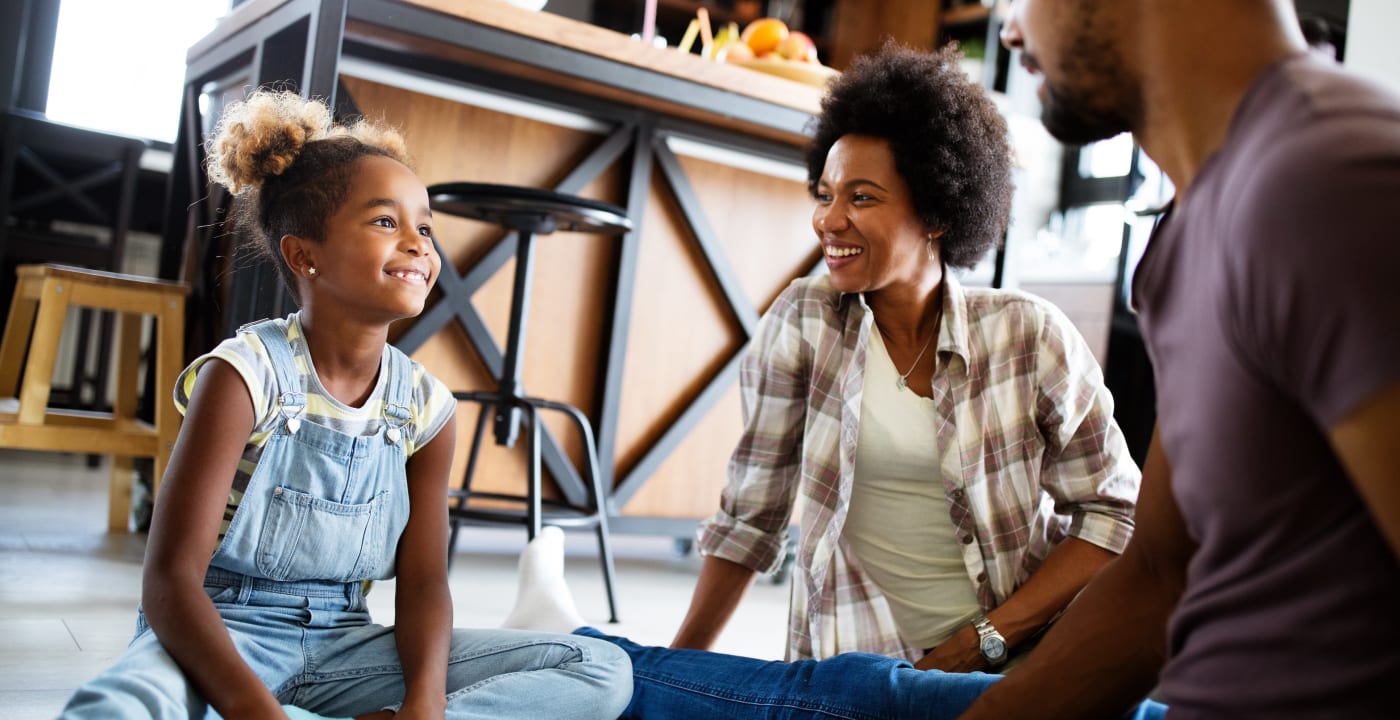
[971,615,1008,667]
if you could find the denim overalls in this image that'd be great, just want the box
[60,318,630,720]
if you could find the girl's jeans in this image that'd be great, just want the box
[59,571,632,720]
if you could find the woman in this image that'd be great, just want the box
[673,41,1141,671]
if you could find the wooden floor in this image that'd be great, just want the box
[0,449,790,719]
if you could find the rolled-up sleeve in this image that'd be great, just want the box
[1033,303,1140,554]
[698,288,810,574]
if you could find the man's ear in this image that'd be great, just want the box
[280,234,317,279]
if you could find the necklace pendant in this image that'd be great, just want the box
[896,375,907,391]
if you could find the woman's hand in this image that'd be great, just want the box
[914,625,986,673]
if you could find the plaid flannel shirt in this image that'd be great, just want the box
[697,273,1141,661]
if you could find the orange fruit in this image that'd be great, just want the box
[741,18,789,56]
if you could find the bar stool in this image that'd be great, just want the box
[0,264,188,531]
[429,182,631,623]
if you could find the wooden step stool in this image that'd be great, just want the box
[0,264,188,531]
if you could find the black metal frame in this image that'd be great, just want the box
[163,0,819,540]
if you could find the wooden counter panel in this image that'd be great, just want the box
[675,154,821,312]
[619,385,743,518]
[613,155,815,519]
[612,178,746,481]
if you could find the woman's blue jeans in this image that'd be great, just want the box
[577,627,1167,720]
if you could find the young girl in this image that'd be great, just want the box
[59,90,631,720]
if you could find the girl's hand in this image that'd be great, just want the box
[392,695,447,720]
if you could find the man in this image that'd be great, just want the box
[961,1,1400,718]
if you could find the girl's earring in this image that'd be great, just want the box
[307,266,317,277]
[926,235,935,263]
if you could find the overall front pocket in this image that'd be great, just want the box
[255,486,386,582]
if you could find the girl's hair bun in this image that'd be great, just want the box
[205,89,337,195]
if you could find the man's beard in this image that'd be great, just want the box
[1033,27,1140,147]
[1040,81,1134,146]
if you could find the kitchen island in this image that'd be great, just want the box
[165,0,829,536]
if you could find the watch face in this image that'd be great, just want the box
[982,636,1007,661]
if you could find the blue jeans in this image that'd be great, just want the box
[578,627,1167,720]
[60,572,632,719]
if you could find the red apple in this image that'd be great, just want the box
[777,31,818,64]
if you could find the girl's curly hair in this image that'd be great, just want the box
[204,89,413,300]
[805,42,1013,269]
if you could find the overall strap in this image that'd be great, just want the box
[242,318,305,432]
[380,343,414,445]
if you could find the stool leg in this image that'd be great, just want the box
[576,411,620,623]
[152,297,184,500]
[0,281,39,398]
[105,311,144,532]
[595,515,620,624]
[93,309,116,412]
[522,402,542,540]
[17,276,71,425]
[494,232,536,448]
[111,312,141,424]
[447,400,493,569]
[108,456,134,532]
[71,308,95,408]
[541,398,620,623]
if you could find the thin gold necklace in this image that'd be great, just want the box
[895,333,934,391]
[893,287,944,392]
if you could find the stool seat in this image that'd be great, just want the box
[428,183,629,623]
[428,182,632,236]
[0,263,188,531]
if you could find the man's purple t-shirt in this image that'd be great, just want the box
[1134,56,1400,718]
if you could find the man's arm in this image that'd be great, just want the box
[959,428,1195,719]
[1329,380,1400,562]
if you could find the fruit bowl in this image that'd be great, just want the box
[730,57,840,87]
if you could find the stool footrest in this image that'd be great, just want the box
[0,263,187,532]
[0,421,160,455]
[449,492,603,527]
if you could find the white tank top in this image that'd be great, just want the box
[844,328,982,650]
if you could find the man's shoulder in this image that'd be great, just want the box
[1284,57,1400,122]
[1208,61,1400,247]
[1231,58,1400,177]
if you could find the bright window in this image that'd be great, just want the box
[44,0,230,143]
